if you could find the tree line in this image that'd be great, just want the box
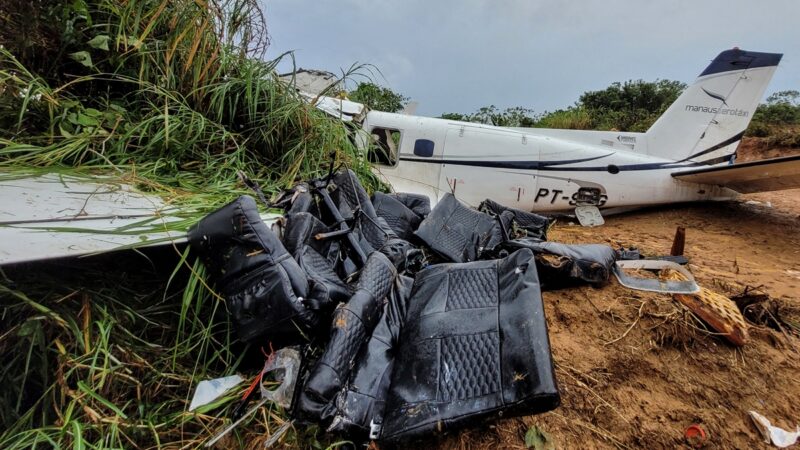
[349,80,800,146]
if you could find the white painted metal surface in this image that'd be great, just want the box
[0,174,278,265]
[301,92,365,122]
[0,216,184,265]
[0,174,183,265]
[574,206,605,227]
[672,155,800,193]
[1,49,793,265]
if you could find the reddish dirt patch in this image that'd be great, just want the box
[736,136,800,163]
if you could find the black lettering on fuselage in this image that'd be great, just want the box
[534,188,549,203]
[550,189,563,204]
[568,191,609,206]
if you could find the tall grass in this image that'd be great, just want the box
[0,0,377,195]
[0,0,371,448]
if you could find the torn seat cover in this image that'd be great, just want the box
[414,193,499,263]
[297,251,398,421]
[379,248,560,442]
[507,241,617,287]
[479,198,550,241]
[283,212,352,308]
[187,195,317,345]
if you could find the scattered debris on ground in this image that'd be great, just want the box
[182,165,799,448]
[437,189,800,449]
[188,169,574,446]
[2,154,798,449]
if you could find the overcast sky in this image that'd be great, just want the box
[264,0,799,116]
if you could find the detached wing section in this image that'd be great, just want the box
[671,155,800,193]
[0,174,185,265]
[0,174,280,265]
[0,173,280,266]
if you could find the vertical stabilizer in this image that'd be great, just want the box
[646,49,782,164]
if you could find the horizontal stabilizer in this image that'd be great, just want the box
[671,155,800,193]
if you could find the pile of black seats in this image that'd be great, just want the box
[188,169,618,444]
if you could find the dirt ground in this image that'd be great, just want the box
[436,140,800,449]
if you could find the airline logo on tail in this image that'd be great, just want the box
[701,87,728,105]
[684,87,749,116]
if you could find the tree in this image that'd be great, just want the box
[578,79,686,131]
[747,90,800,138]
[439,79,686,131]
[348,82,408,112]
[754,90,800,125]
[440,112,469,121]
[766,90,800,106]
[439,106,538,127]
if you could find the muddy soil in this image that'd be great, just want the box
[434,141,800,450]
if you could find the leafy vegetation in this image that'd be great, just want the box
[439,81,799,148]
[348,81,409,113]
[2,3,799,447]
[441,106,539,127]
[754,90,800,125]
[746,90,800,147]
[440,79,686,132]
[0,0,373,448]
[529,107,593,130]
[0,0,376,193]
[576,79,687,132]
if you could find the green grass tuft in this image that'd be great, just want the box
[0,0,372,448]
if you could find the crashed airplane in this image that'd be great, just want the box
[355,48,798,216]
[0,49,792,446]
[1,48,798,260]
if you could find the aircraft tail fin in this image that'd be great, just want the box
[646,49,782,164]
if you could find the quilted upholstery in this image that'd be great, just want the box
[446,268,498,310]
[372,191,424,241]
[439,333,500,402]
[285,212,351,309]
[296,252,398,421]
[187,196,315,345]
[326,275,414,436]
[414,193,499,263]
[379,248,560,443]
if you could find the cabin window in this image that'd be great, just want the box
[369,127,401,166]
[413,139,435,157]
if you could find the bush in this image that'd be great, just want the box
[764,127,800,148]
[746,90,800,139]
[745,121,773,138]
[443,79,687,131]
[0,0,374,190]
[533,107,593,130]
[578,79,686,131]
[439,105,539,127]
[349,82,408,113]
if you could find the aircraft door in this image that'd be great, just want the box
[369,118,443,202]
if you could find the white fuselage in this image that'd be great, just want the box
[360,111,735,212]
